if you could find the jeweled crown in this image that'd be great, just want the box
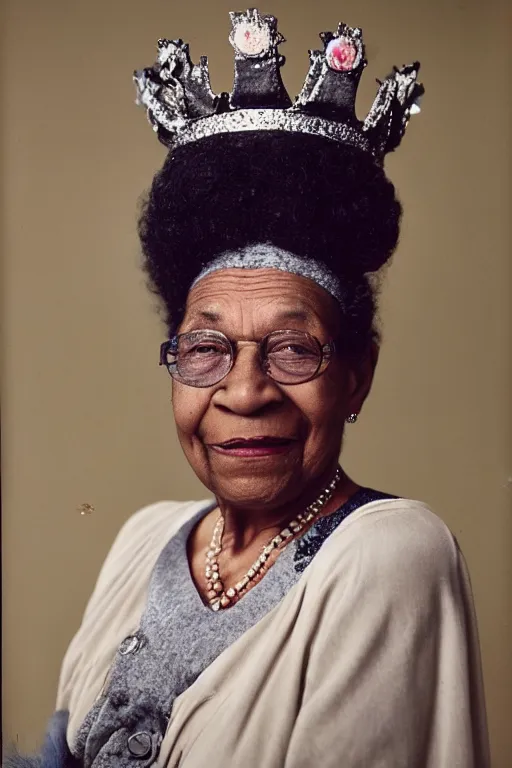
[134,8,424,163]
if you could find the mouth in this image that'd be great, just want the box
[210,436,297,457]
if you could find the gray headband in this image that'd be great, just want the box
[191,244,343,304]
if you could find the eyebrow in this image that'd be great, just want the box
[191,308,311,324]
[196,310,222,323]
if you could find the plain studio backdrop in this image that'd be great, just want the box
[1,0,511,763]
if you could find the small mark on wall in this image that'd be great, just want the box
[77,502,95,515]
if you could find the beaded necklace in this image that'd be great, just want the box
[205,466,343,611]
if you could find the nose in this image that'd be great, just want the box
[212,342,285,415]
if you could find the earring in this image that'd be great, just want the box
[346,413,358,424]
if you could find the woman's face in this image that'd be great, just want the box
[172,268,375,510]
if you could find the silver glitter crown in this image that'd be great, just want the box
[134,8,424,163]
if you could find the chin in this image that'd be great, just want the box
[207,465,300,508]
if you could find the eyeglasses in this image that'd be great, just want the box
[159,329,336,388]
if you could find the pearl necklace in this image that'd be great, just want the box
[205,466,343,611]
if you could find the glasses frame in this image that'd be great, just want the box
[159,329,337,388]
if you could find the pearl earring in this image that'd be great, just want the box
[346,413,358,424]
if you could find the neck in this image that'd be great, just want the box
[216,464,359,554]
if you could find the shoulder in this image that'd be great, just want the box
[313,497,463,597]
[91,499,213,595]
[111,498,212,545]
[57,500,213,712]
[299,498,476,660]
[339,496,456,559]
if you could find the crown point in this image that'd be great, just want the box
[228,8,291,108]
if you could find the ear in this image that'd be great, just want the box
[346,342,380,416]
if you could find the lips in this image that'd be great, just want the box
[209,435,297,458]
[214,436,295,448]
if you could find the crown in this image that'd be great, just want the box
[134,8,424,163]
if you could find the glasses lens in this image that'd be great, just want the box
[265,332,322,384]
[168,331,232,387]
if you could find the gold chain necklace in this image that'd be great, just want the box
[205,466,343,611]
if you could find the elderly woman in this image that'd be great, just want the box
[7,9,490,768]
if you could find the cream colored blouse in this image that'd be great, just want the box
[57,498,490,767]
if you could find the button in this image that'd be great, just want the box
[127,731,152,758]
[119,634,141,655]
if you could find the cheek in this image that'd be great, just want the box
[171,382,210,443]
[297,369,349,441]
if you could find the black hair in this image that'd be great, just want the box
[138,131,402,354]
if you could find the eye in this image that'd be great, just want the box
[281,344,314,355]
[269,341,319,358]
[187,343,225,355]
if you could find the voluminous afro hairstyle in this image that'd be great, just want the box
[138,131,402,353]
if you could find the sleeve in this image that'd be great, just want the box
[283,508,490,768]
[55,500,195,737]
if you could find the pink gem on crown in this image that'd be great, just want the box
[326,36,359,72]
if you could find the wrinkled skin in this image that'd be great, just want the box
[171,268,378,590]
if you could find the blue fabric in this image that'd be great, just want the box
[3,711,79,768]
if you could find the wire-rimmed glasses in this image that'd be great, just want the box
[159,329,336,388]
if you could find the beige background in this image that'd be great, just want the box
[1,0,511,763]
